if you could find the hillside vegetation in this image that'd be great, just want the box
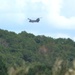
[0,29,75,75]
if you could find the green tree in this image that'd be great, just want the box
[0,57,8,75]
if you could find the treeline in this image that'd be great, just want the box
[0,29,75,75]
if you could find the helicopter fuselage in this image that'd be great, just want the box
[28,18,40,23]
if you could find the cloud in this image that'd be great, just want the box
[53,33,75,41]
[0,0,75,40]
[40,0,75,29]
[53,33,70,38]
[44,32,75,41]
[0,0,27,13]
[0,0,11,12]
[0,0,75,29]
[0,0,26,25]
[15,0,27,12]
[0,13,26,27]
[24,0,75,30]
[73,37,75,41]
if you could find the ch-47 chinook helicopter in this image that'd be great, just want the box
[28,17,41,23]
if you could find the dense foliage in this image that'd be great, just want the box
[0,56,8,75]
[0,29,75,75]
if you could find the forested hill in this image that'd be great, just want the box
[0,29,75,75]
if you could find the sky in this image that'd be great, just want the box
[0,0,75,41]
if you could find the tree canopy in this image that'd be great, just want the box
[0,29,75,75]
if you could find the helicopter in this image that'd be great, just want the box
[28,18,41,23]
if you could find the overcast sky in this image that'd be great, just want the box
[0,0,75,40]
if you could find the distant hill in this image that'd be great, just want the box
[0,29,75,75]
